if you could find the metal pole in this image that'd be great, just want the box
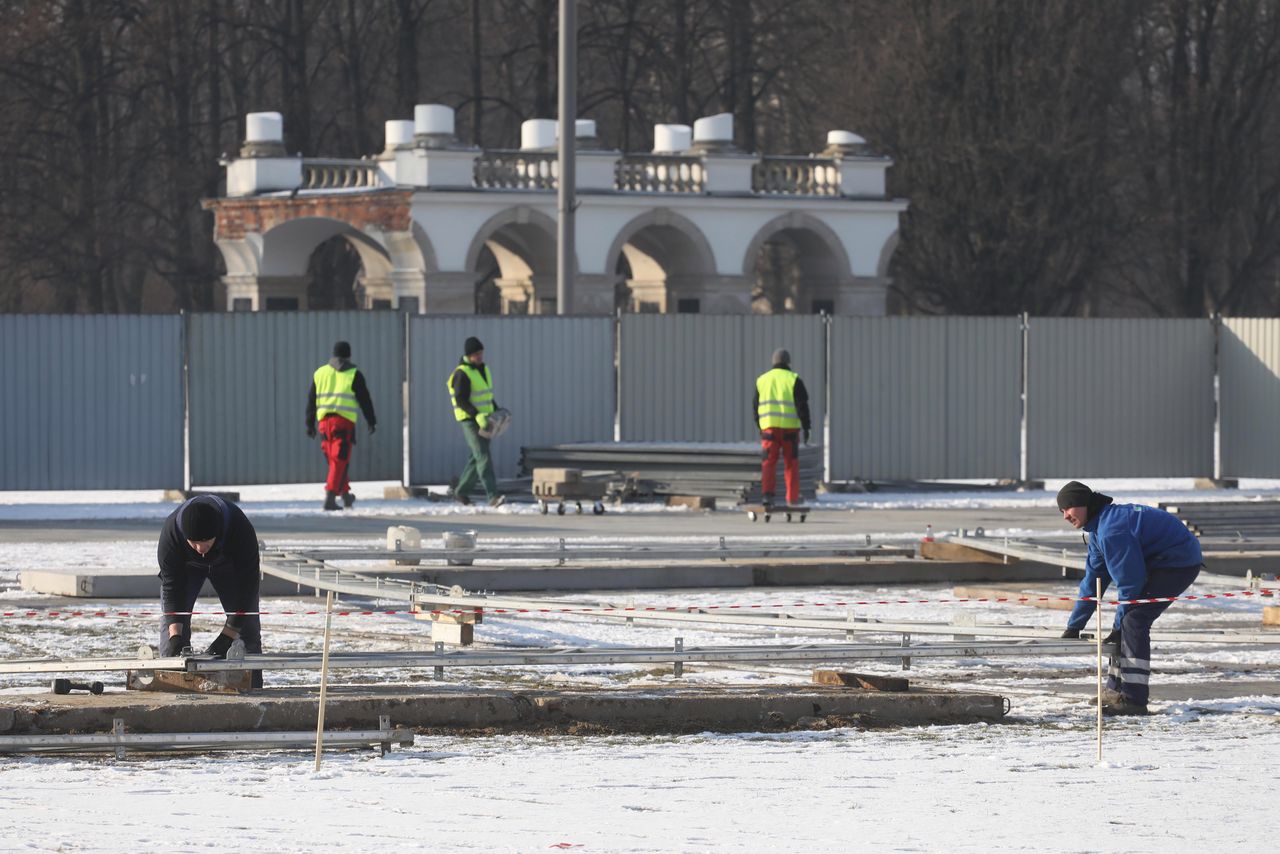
[314,590,335,771]
[1095,578,1103,762]
[556,0,577,315]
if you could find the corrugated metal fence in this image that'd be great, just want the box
[407,316,615,484]
[619,315,826,442]
[1220,318,1280,478]
[0,315,183,489]
[828,317,1022,481]
[1026,318,1214,478]
[188,312,404,485]
[5,312,1278,490]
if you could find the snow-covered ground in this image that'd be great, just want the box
[0,480,1277,851]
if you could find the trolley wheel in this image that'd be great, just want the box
[592,501,605,515]
[556,502,566,515]
[747,510,758,522]
[539,500,549,515]
[575,501,583,514]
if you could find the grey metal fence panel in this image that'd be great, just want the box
[618,315,827,443]
[408,317,615,485]
[827,317,1021,480]
[188,312,404,485]
[1027,318,1213,478]
[1220,318,1280,477]
[1,315,183,490]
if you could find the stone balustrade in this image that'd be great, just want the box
[301,159,388,191]
[752,156,841,196]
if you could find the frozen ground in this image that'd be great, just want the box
[0,480,1277,851]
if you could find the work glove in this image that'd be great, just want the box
[1103,628,1122,647]
[306,424,316,439]
[1060,627,1081,639]
[803,429,811,445]
[476,412,489,430]
[205,632,235,658]
[159,634,187,657]
[368,423,376,435]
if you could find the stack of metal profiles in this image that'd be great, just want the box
[1159,498,1280,540]
[519,441,823,503]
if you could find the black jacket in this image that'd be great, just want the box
[157,497,260,629]
[305,358,377,434]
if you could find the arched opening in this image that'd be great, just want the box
[604,212,717,314]
[743,216,851,315]
[258,217,394,310]
[464,208,561,315]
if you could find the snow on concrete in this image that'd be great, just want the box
[0,480,1276,850]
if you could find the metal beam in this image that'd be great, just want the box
[181,640,1099,673]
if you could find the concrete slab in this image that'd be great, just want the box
[0,684,1007,735]
[19,567,311,598]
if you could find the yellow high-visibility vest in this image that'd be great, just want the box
[756,368,800,429]
[449,363,495,422]
[314,364,359,423]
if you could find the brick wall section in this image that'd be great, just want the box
[202,190,413,240]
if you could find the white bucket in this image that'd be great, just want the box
[387,525,422,566]
[443,530,477,566]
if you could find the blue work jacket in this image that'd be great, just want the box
[1065,502,1203,630]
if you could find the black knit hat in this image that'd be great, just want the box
[181,501,222,541]
[1056,480,1113,522]
[464,336,484,356]
[772,348,791,367]
[1056,481,1093,511]
[333,340,351,358]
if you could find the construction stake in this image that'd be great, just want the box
[1095,578,1103,762]
[315,590,335,771]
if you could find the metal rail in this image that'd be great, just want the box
[185,639,1098,672]
[0,718,411,756]
[277,539,916,565]
[256,550,1279,644]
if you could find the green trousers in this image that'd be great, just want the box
[456,419,497,500]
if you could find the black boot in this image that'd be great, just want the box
[323,492,340,511]
[342,492,356,508]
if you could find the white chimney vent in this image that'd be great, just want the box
[385,120,415,149]
[653,123,692,153]
[693,113,733,144]
[827,130,866,147]
[415,104,455,136]
[521,118,558,150]
[245,112,284,143]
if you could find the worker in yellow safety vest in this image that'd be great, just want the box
[752,348,811,507]
[306,340,377,510]
[447,336,504,507]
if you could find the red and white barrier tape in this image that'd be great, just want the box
[1,588,1273,619]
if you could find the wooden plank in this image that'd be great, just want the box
[126,669,252,694]
[920,541,1018,564]
[812,669,909,692]
[1263,605,1280,627]
[952,585,1073,611]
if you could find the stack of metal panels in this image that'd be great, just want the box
[1160,499,1280,539]
[519,441,823,502]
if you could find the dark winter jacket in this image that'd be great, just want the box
[157,496,260,630]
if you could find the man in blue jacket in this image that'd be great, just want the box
[1057,481,1203,715]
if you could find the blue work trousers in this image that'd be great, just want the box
[1108,563,1201,705]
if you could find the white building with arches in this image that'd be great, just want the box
[205,107,907,315]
